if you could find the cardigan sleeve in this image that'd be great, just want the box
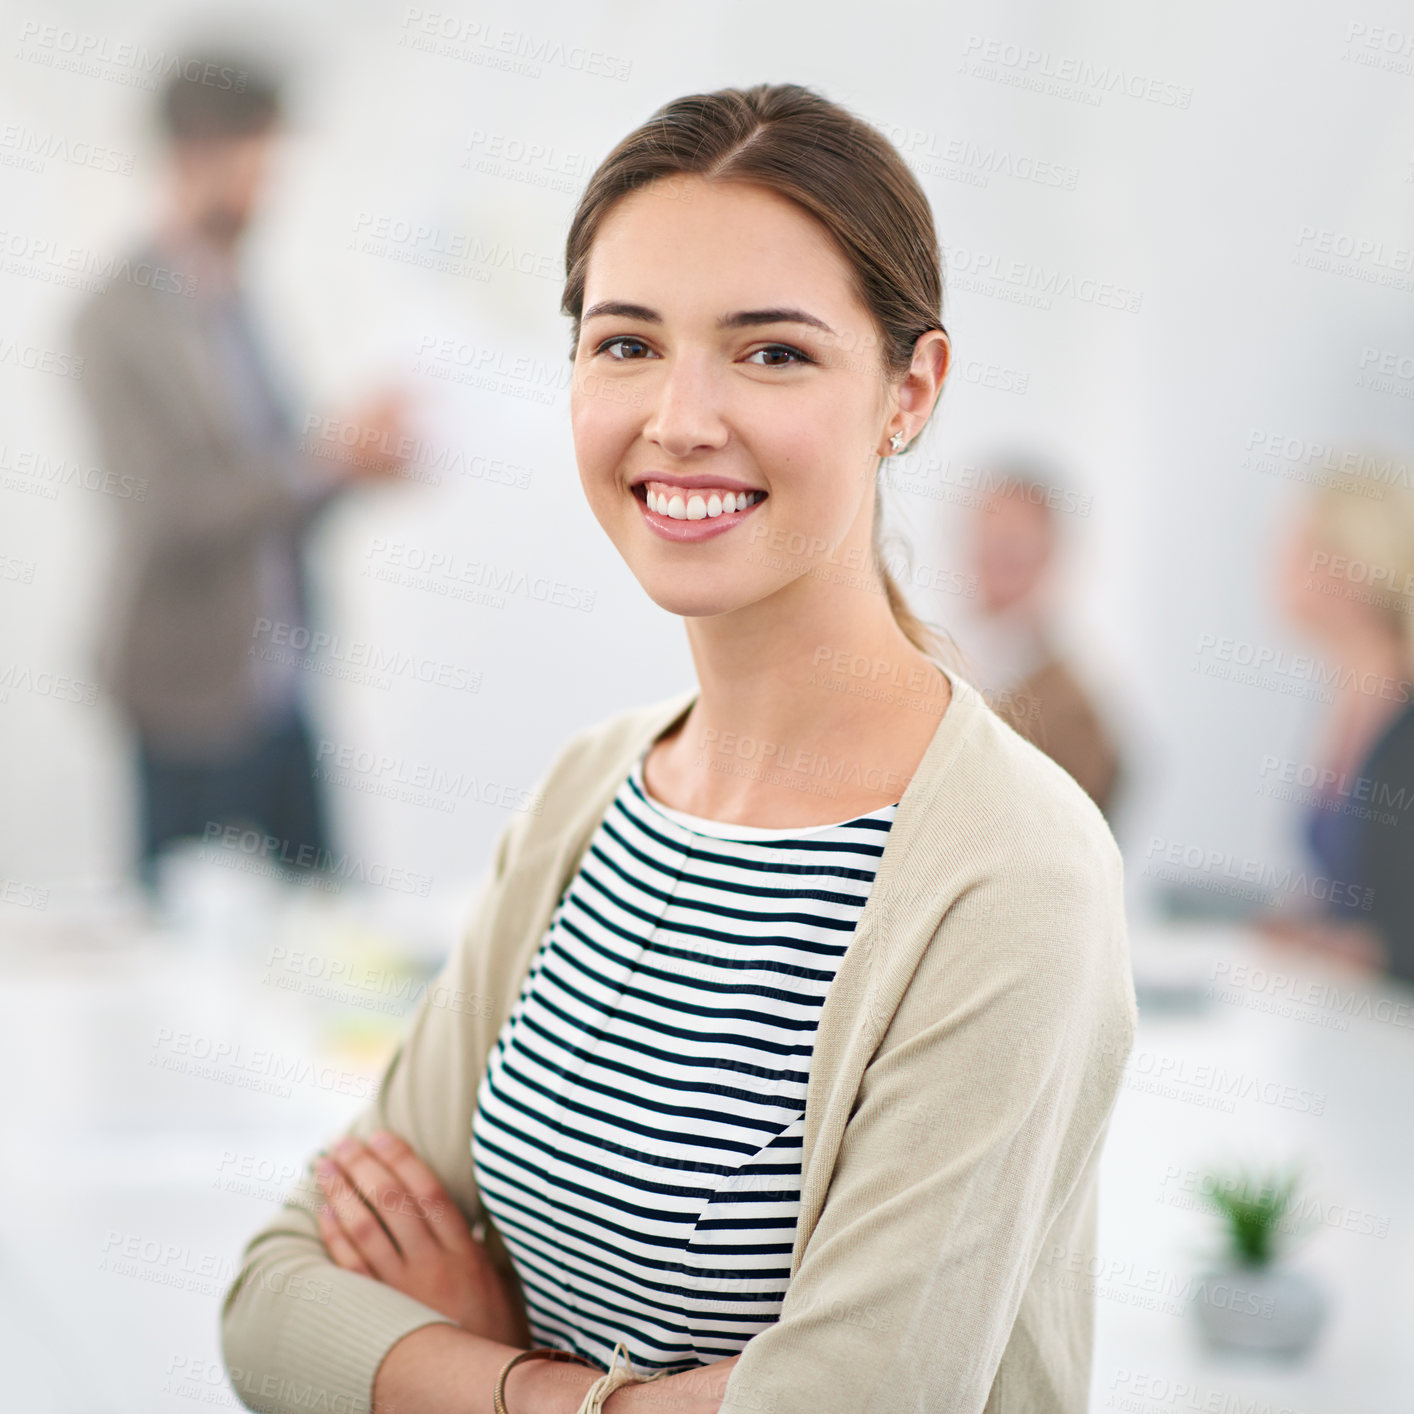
[717,842,1136,1414]
[218,803,534,1414]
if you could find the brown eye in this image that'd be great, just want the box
[746,344,813,367]
[600,336,654,359]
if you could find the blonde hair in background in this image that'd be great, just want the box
[1306,447,1414,668]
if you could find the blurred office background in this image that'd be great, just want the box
[2,0,1412,1409]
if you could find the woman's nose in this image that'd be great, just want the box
[642,356,730,458]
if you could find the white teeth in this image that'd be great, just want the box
[643,486,762,518]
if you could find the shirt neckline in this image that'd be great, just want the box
[628,750,899,841]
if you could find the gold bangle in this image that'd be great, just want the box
[494,1347,597,1414]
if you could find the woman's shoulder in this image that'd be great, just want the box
[919,670,1122,879]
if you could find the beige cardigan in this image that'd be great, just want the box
[220,663,1136,1413]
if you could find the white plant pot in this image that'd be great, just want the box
[1189,1260,1326,1356]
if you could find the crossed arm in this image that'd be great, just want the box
[310,1128,738,1414]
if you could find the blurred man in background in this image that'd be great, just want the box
[962,458,1123,818]
[71,55,409,898]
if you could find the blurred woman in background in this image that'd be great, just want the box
[1268,454,1414,982]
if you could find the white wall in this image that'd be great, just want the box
[3,0,1412,924]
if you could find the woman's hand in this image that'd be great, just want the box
[314,1130,527,1346]
[1255,911,1386,975]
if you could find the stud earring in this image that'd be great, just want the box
[889,430,906,453]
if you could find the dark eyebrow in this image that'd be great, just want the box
[581,300,836,335]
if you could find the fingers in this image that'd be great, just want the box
[315,1202,372,1277]
[317,1135,444,1267]
[366,1130,474,1254]
[314,1149,405,1277]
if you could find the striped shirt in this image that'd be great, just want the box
[470,745,899,1371]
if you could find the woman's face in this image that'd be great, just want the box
[569,175,902,620]
[1275,508,1357,644]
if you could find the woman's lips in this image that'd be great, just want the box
[633,481,767,542]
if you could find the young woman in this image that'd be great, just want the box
[222,84,1135,1414]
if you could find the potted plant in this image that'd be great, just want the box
[1188,1161,1327,1357]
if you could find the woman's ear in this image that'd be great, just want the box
[900,329,950,424]
[881,330,949,457]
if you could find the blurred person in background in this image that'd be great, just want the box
[1267,456,1414,982]
[960,459,1123,818]
[71,54,410,900]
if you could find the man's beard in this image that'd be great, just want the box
[196,205,244,246]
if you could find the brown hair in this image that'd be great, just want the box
[160,55,281,142]
[561,82,957,664]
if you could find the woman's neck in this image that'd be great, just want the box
[644,591,953,828]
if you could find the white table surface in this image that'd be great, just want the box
[2,872,1410,1412]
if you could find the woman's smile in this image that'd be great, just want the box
[631,474,768,541]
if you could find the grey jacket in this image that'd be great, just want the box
[70,241,347,757]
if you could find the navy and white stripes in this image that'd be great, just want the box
[470,749,898,1371]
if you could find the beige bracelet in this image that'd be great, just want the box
[574,1342,667,1414]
